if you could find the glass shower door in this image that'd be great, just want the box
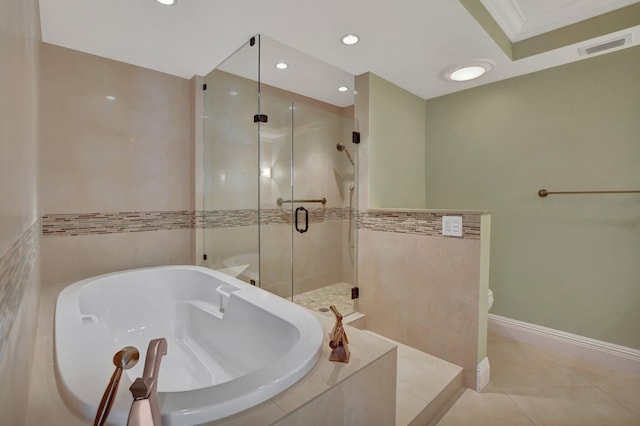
[289,101,357,316]
[257,87,358,316]
[202,33,358,317]
[258,93,294,298]
[202,37,261,285]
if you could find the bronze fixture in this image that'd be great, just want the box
[127,338,168,426]
[94,346,140,426]
[538,188,640,197]
[276,197,327,206]
[328,305,350,363]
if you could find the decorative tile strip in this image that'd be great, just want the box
[201,209,260,229]
[197,208,353,229]
[41,211,191,237]
[41,209,481,239]
[0,219,39,346]
[356,210,481,239]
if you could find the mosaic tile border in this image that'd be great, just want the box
[196,207,353,228]
[356,210,481,239]
[0,219,39,345]
[42,211,191,237]
[42,209,481,239]
[42,208,353,237]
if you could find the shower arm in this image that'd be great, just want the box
[342,148,355,166]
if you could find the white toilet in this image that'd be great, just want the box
[488,289,494,311]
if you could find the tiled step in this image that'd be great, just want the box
[365,331,465,426]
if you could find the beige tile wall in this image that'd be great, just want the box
[0,0,41,423]
[30,44,194,421]
[39,43,192,215]
[358,228,484,389]
[39,43,193,286]
[41,230,192,287]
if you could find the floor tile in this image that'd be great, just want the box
[440,333,640,425]
[437,384,534,426]
[488,334,591,388]
[597,384,640,418]
[555,354,640,388]
[502,384,640,426]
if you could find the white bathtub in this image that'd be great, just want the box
[54,265,323,425]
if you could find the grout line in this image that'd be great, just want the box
[492,381,537,426]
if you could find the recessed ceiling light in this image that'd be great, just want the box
[275,62,288,70]
[156,0,176,5]
[341,34,359,46]
[337,86,349,92]
[228,91,238,96]
[443,60,494,82]
[105,95,116,101]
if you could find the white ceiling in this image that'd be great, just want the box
[38,0,640,105]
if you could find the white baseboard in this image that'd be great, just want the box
[476,357,490,391]
[488,314,640,376]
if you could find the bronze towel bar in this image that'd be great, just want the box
[538,189,640,197]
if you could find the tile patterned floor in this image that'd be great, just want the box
[437,333,640,426]
[292,282,355,317]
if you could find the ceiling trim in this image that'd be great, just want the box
[459,0,513,58]
[480,0,638,42]
[459,0,640,60]
[478,0,524,41]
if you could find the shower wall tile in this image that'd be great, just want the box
[201,207,352,227]
[202,70,259,211]
[293,220,346,293]
[204,70,357,213]
[203,225,259,274]
[260,224,293,296]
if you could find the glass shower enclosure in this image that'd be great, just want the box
[202,35,358,316]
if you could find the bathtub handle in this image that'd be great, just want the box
[295,207,308,233]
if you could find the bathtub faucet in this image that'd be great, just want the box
[127,338,168,426]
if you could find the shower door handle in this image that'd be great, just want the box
[295,207,308,234]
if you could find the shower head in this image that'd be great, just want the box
[336,143,355,166]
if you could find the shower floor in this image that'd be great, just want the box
[293,282,354,317]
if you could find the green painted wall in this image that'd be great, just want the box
[369,73,426,208]
[425,46,640,349]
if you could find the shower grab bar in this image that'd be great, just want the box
[277,197,327,206]
[538,189,640,197]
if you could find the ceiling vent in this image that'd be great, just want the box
[578,34,631,56]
